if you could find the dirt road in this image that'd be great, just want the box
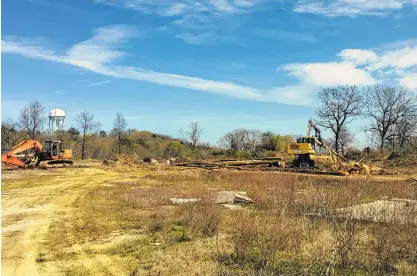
[1,168,124,276]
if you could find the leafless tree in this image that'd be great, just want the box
[75,111,101,159]
[386,116,417,151]
[19,100,45,139]
[1,118,20,148]
[218,128,261,153]
[330,127,355,155]
[180,122,203,149]
[363,84,417,151]
[316,86,362,153]
[114,113,127,155]
[218,131,239,152]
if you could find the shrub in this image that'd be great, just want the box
[176,201,220,238]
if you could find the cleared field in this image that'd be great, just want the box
[2,164,417,275]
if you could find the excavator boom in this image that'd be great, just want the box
[2,140,44,168]
[7,140,43,155]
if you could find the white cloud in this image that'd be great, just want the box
[1,26,264,101]
[282,63,376,86]
[94,0,256,17]
[174,32,239,45]
[164,3,187,16]
[3,25,416,107]
[210,0,238,12]
[338,49,378,66]
[66,25,137,69]
[400,74,417,89]
[265,85,320,106]
[2,26,319,105]
[294,0,417,17]
[93,0,263,41]
[280,40,417,90]
[365,46,417,71]
[90,80,112,86]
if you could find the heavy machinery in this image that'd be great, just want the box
[1,139,73,168]
[287,120,369,175]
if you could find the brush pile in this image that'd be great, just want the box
[102,154,143,167]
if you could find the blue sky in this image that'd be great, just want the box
[2,0,417,145]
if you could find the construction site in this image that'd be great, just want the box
[2,2,417,274]
[2,106,417,275]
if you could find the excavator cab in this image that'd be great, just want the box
[43,140,61,158]
[42,140,72,160]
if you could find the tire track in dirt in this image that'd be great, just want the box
[2,168,131,276]
[1,169,105,275]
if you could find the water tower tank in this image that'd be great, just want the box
[49,109,66,137]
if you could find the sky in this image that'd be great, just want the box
[1,0,417,145]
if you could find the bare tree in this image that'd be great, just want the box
[316,86,362,153]
[363,84,417,151]
[114,113,127,155]
[218,128,261,153]
[386,116,417,151]
[19,100,45,139]
[180,122,203,149]
[218,131,239,152]
[330,127,355,155]
[1,118,20,148]
[75,111,101,159]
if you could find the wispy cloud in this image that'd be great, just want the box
[90,80,112,86]
[175,32,241,45]
[55,90,65,94]
[252,28,318,44]
[1,26,263,101]
[294,0,417,17]
[93,0,265,45]
[282,63,376,86]
[3,25,416,108]
[93,0,260,17]
[280,39,417,89]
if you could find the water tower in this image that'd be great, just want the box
[49,109,66,138]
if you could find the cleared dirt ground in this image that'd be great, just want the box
[2,164,417,275]
[2,167,124,275]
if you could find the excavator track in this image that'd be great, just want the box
[38,160,73,169]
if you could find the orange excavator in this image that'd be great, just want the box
[1,140,73,168]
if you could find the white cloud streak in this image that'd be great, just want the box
[294,0,417,17]
[3,25,416,109]
[400,73,417,89]
[283,63,376,86]
[93,0,265,45]
[90,80,112,86]
[1,25,263,101]
[281,40,417,90]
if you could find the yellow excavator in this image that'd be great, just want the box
[287,120,369,175]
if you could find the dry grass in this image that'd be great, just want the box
[2,164,417,275]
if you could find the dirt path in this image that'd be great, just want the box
[1,168,111,276]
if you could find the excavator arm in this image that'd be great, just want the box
[1,140,44,168]
[307,120,322,143]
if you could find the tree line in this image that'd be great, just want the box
[2,84,417,160]
[316,84,417,154]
